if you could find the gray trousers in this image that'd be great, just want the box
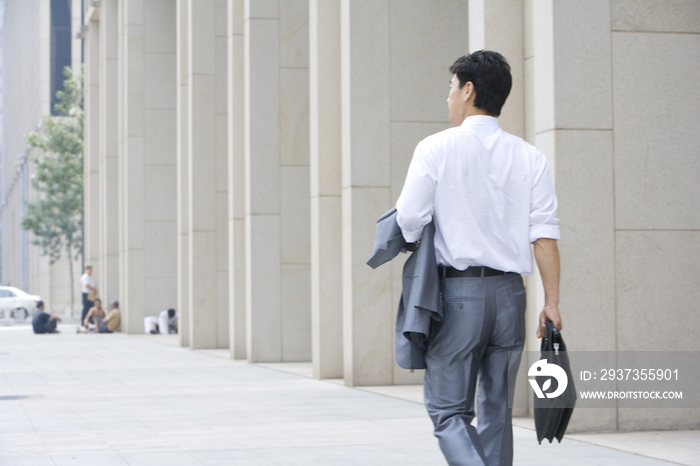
[94,316,112,333]
[424,273,526,466]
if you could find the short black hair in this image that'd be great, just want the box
[449,50,512,117]
[36,300,44,308]
[167,308,175,318]
[112,301,119,309]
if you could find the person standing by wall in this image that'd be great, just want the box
[80,266,97,326]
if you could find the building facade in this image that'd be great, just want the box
[1,0,83,314]
[4,0,699,432]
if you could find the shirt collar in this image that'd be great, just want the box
[460,115,500,130]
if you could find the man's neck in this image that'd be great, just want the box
[460,107,492,123]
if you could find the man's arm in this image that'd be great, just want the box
[396,140,437,242]
[534,238,562,338]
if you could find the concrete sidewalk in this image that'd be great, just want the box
[1,326,697,466]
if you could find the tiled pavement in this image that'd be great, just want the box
[1,325,698,466]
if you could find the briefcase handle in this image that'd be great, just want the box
[541,321,563,354]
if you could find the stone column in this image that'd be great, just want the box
[227,0,246,359]
[214,0,230,349]
[83,18,101,286]
[526,0,615,430]
[244,0,310,363]
[340,0,393,387]
[176,0,190,347]
[610,1,700,431]
[340,1,469,386]
[279,0,311,362]
[389,0,468,385]
[119,0,178,333]
[244,1,281,362]
[188,0,229,349]
[98,0,120,304]
[309,0,343,379]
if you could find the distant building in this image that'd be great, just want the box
[1,0,82,314]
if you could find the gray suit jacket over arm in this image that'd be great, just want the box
[367,208,443,370]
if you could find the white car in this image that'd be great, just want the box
[0,286,41,321]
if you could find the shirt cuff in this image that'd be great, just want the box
[401,226,424,243]
[530,224,561,243]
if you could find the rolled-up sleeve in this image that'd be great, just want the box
[529,150,561,242]
[396,140,437,243]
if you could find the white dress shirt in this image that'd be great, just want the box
[80,273,95,294]
[159,309,178,330]
[396,115,560,275]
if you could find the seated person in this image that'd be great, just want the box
[79,301,120,333]
[143,308,178,335]
[82,298,106,329]
[98,301,121,333]
[32,301,61,334]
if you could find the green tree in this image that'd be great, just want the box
[22,66,84,310]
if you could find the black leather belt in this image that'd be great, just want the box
[439,266,511,278]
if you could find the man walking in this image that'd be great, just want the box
[395,51,562,466]
[80,266,97,326]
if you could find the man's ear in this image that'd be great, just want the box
[463,81,475,102]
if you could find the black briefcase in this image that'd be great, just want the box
[533,321,576,444]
